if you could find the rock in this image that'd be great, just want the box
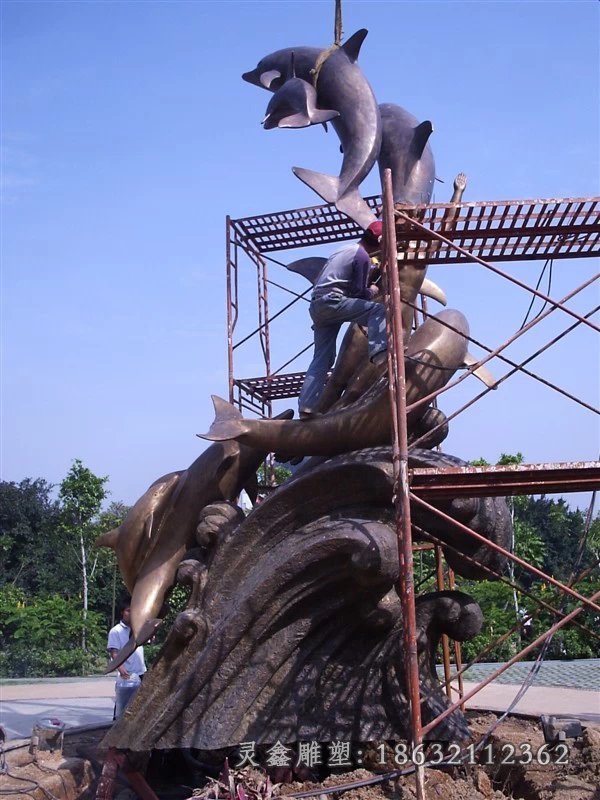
[582,726,600,764]
[583,726,600,748]
[541,715,583,743]
[549,775,599,799]
[474,767,493,797]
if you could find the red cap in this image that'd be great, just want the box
[363,220,383,241]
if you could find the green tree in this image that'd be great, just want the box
[0,587,105,677]
[95,501,130,627]
[0,478,60,593]
[58,459,108,651]
[258,463,292,488]
[464,452,598,660]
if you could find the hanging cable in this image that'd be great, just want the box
[519,258,555,330]
[334,0,343,45]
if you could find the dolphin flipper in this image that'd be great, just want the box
[95,528,119,549]
[463,352,498,389]
[420,278,447,306]
[277,108,338,128]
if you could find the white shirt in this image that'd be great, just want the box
[107,620,146,677]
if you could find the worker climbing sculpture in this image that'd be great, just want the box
[99,23,512,761]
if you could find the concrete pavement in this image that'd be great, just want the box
[1,662,598,741]
[1,676,116,740]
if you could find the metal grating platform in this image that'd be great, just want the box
[231,196,600,262]
[234,372,307,403]
[411,461,600,499]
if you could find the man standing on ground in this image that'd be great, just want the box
[107,601,146,719]
[298,220,387,418]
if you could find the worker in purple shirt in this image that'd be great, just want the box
[298,221,387,418]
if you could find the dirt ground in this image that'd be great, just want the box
[1,713,599,800]
[277,713,600,800]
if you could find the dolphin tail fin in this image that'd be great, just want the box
[95,528,119,549]
[412,121,434,158]
[336,189,378,229]
[198,395,252,442]
[293,166,340,205]
[463,352,498,389]
[294,168,374,228]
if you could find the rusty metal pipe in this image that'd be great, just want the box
[395,211,600,333]
[447,566,465,704]
[407,298,599,416]
[272,343,313,376]
[409,304,599,450]
[226,216,235,404]
[412,523,600,644]
[434,545,452,699]
[421,586,600,736]
[405,273,598,415]
[410,493,600,614]
[382,169,425,800]
[233,287,312,351]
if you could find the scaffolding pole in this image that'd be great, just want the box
[381,169,426,800]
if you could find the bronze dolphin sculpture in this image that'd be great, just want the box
[96,415,293,641]
[243,42,440,226]
[290,30,381,228]
[242,45,323,92]
[198,309,469,458]
[262,53,338,130]
[95,471,183,594]
[244,31,381,228]
[378,103,435,206]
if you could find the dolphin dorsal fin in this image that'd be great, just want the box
[342,29,368,63]
[412,121,434,157]
[290,51,296,79]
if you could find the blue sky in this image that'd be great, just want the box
[2,0,598,507]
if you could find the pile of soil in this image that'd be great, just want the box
[2,714,599,800]
[277,713,600,800]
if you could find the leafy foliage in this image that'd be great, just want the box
[0,588,105,676]
[1,453,597,676]
[0,478,61,593]
[457,452,599,661]
[58,460,109,650]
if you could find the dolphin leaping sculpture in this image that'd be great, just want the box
[244,30,381,227]
[243,31,438,222]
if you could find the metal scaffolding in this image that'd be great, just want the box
[226,190,599,799]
